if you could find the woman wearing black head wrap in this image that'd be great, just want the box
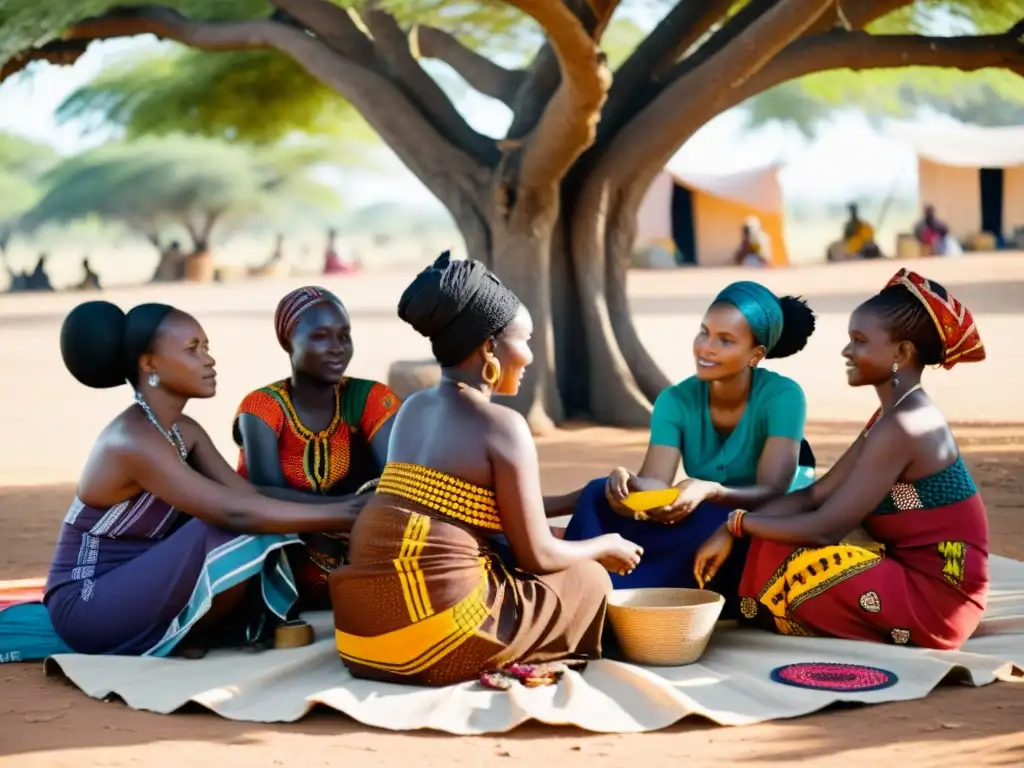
[329,252,643,687]
[46,301,367,659]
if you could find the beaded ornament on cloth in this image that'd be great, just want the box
[376,462,502,531]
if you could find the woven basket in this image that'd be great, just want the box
[607,588,725,666]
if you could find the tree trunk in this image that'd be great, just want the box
[488,184,563,435]
[451,167,665,432]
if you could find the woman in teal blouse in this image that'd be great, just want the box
[562,281,817,602]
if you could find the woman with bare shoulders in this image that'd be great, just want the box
[694,270,989,649]
[46,301,365,658]
[329,252,643,686]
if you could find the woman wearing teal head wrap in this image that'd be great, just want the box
[562,281,816,618]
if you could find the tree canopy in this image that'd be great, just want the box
[20,135,346,248]
[2,0,1022,430]
[0,133,58,255]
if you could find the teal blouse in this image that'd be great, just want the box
[649,368,807,488]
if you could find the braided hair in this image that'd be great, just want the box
[858,285,944,366]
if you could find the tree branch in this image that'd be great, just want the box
[506,43,560,139]
[268,0,376,63]
[504,0,613,188]
[601,0,835,186]
[412,25,526,106]
[803,0,914,36]
[1,5,489,223]
[506,0,619,142]
[361,5,498,165]
[602,0,735,135]
[732,24,1024,105]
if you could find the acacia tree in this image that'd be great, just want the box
[0,133,57,258]
[3,1,1022,431]
[20,135,344,268]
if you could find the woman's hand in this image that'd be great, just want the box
[596,533,644,576]
[652,478,722,525]
[693,525,734,588]
[605,466,639,517]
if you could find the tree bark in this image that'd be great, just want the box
[488,183,563,434]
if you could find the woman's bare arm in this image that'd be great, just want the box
[742,423,907,545]
[712,437,799,510]
[750,432,868,518]
[489,409,613,574]
[116,430,360,534]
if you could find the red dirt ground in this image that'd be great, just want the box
[1,257,1022,766]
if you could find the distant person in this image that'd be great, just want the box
[323,228,358,275]
[829,204,881,261]
[77,257,102,291]
[233,286,402,610]
[734,217,771,268]
[914,205,958,257]
[152,241,186,283]
[26,254,55,291]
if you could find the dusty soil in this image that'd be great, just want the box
[1,256,1022,766]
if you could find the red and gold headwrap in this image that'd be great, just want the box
[274,286,342,349]
[885,269,985,369]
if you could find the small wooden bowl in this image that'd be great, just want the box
[274,620,315,649]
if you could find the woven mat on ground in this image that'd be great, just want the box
[43,556,1024,734]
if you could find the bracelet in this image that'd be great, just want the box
[727,509,746,538]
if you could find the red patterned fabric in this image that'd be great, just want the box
[274,286,341,349]
[885,269,985,369]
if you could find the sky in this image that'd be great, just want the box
[0,30,926,213]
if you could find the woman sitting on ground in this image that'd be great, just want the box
[46,301,364,658]
[695,269,989,649]
[233,286,401,610]
[329,252,643,686]
[562,281,817,604]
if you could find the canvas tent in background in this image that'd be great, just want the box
[889,123,1024,243]
[634,163,788,267]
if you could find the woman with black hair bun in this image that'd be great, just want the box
[696,269,989,650]
[561,281,818,611]
[46,301,363,658]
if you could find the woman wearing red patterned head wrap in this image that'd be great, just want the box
[695,269,990,650]
[233,286,402,611]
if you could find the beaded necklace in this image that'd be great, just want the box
[134,391,187,463]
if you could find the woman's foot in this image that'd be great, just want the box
[175,642,209,660]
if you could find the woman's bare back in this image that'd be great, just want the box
[386,384,507,489]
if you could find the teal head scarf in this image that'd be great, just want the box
[714,281,783,351]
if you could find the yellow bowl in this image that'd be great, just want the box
[620,488,680,513]
[607,588,725,666]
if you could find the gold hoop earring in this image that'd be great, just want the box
[482,358,501,386]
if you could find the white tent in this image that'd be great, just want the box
[889,123,1024,241]
[634,163,788,267]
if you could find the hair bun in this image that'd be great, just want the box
[767,295,816,359]
[60,300,130,388]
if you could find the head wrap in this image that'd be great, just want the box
[60,301,174,389]
[397,251,521,367]
[713,281,784,352]
[885,269,985,369]
[275,286,342,349]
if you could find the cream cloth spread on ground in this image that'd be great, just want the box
[43,556,1024,734]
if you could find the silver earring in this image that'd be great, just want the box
[148,372,160,388]
[891,361,899,388]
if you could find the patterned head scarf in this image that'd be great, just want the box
[274,286,343,350]
[714,281,784,352]
[885,269,985,369]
